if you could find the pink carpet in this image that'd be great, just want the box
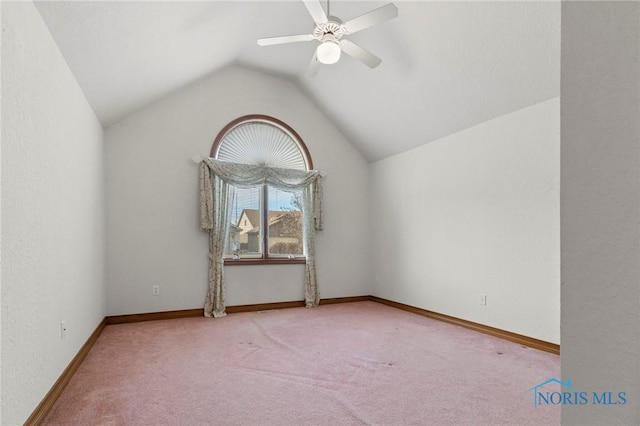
[43,301,560,425]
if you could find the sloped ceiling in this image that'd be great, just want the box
[35,1,559,162]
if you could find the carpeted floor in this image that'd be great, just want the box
[43,301,560,425]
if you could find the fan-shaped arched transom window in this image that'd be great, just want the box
[211,115,313,264]
[211,115,312,170]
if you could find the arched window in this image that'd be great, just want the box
[211,115,313,264]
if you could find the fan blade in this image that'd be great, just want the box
[303,0,328,24]
[257,34,314,46]
[339,39,382,68]
[308,52,320,77]
[342,3,398,34]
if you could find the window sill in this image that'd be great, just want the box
[224,258,306,266]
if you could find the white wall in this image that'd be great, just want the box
[105,65,370,315]
[561,2,640,424]
[0,3,4,422]
[370,98,560,344]
[1,2,106,424]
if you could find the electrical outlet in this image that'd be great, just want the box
[152,285,160,296]
[479,294,487,306]
[60,321,67,339]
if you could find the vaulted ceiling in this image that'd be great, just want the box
[35,1,560,161]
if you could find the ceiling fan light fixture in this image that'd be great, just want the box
[257,1,398,73]
[316,40,341,64]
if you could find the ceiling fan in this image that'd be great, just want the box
[257,0,398,76]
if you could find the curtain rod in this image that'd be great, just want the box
[191,155,325,176]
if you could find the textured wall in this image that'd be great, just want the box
[0,2,3,422]
[105,65,370,315]
[1,2,106,424]
[370,98,560,343]
[561,2,640,424]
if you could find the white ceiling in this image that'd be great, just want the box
[35,1,560,162]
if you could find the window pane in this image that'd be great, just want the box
[228,187,262,258]
[268,187,303,257]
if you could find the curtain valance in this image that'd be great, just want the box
[200,158,323,232]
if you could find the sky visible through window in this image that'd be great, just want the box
[230,186,299,224]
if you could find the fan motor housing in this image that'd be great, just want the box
[313,20,344,40]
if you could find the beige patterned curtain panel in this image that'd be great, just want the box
[199,158,324,317]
